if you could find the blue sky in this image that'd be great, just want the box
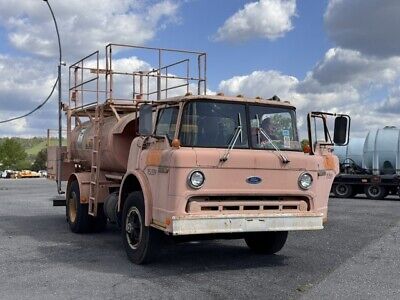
[0,0,400,137]
[152,0,330,88]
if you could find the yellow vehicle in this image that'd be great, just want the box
[17,170,41,179]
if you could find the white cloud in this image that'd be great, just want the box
[0,0,183,137]
[216,46,400,137]
[303,48,400,87]
[325,0,400,57]
[218,70,298,98]
[376,86,400,114]
[214,0,296,42]
[0,0,180,61]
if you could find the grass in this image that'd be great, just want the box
[25,140,48,156]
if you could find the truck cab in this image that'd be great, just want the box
[119,94,348,263]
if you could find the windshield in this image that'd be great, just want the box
[178,100,300,151]
[179,101,248,148]
[249,105,301,150]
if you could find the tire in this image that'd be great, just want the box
[365,185,387,200]
[66,180,91,233]
[66,180,108,233]
[244,231,288,254]
[333,183,353,198]
[121,191,161,264]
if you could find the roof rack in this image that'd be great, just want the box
[68,43,207,114]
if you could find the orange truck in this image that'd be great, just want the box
[47,44,350,264]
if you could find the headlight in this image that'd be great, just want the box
[298,172,313,190]
[187,170,205,189]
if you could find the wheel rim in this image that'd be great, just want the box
[368,186,380,197]
[125,207,143,250]
[336,184,349,196]
[68,191,78,223]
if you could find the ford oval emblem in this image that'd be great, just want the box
[246,176,262,184]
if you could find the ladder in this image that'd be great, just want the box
[89,106,102,216]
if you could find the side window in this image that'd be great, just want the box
[155,107,179,138]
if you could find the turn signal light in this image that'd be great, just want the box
[171,138,181,148]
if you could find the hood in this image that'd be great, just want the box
[193,148,321,171]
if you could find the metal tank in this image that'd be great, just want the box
[70,113,138,172]
[363,126,400,175]
[333,137,365,167]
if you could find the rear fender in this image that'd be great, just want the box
[67,173,90,204]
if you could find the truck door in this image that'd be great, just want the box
[150,105,179,223]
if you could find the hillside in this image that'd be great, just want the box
[0,137,64,157]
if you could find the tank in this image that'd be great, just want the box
[334,137,365,167]
[363,126,400,175]
[70,113,138,172]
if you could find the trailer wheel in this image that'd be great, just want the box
[122,191,161,264]
[333,184,353,198]
[244,231,288,254]
[66,180,91,233]
[365,185,386,200]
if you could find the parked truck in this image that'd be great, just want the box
[332,126,400,199]
[47,44,350,264]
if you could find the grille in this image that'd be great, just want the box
[186,196,310,214]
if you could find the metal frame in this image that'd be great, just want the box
[64,43,208,216]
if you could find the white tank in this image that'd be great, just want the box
[334,137,365,167]
[363,126,400,175]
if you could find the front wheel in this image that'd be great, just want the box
[121,191,161,264]
[244,231,288,254]
[365,185,386,200]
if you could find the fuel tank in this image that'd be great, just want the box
[70,113,138,172]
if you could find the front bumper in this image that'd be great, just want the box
[171,212,323,235]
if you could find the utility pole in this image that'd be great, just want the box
[43,0,64,194]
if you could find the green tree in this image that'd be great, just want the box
[0,138,28,170]
[31,148,47,171]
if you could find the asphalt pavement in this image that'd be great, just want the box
[0,178,399,299]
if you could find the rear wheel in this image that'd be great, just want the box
[66,180,91,233]
[122,191,161,264]
[66,180,107,233]
[333,183,353,198]
[365,185,387,200]
[244,231,288,254]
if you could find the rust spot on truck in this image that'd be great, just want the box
[324,155,336,170]
[146,150,162,166]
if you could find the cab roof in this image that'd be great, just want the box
[155,94,295,109]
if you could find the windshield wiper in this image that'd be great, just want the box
[220,113,243,163]
[255,114,290,164]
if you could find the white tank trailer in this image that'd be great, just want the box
[332,126,400,200]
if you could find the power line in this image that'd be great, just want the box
[0,76,59,124]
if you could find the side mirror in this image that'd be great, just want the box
[333,116,349,145]
[139,104,153,135]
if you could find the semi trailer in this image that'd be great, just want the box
[332,127,400,199]
[47,44,350,264]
